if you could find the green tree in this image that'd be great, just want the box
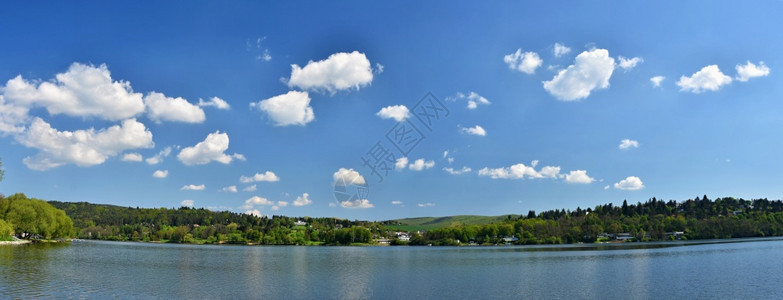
[0,219,13,241]
[0,193,73,239]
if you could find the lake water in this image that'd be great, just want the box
[2,238,783,299]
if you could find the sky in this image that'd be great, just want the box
[0,2,781,220]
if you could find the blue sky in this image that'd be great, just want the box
[0,2,780,220]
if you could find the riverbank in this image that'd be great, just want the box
[0,237,31,245]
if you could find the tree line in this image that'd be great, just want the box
[0,193,74,240]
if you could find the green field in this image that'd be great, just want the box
[385,215,519,231]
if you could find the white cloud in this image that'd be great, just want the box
[564,170,595,184]
[391,200,403,205]
[177,131,239,166]
[460,125,486,136]
[17,118,153,170]
[448,92,491,110]
[328,202,337,207]
[333,168,366,186]
[735,61,770,82]
[604,185,610,190]
[443,166,472,175]
[198,96,231,110]
[181,184,205,191]
[619,139,639,150]
[277,201,288,207]
[0,95,29,135]
[242,184,257,192]
[504,49,542,74]
[374,63,384,74]
[241,196,275,210]
[144,92,205,124]
[650,76,665,87]
[121,152,143,162]
[152,170,168,178]
[340,199,374,208]
[618,56,643,70]
[250,91,314,127]
[417,203,435,207]
[614,176,645,190]
[287,51,374,94]
[543,48,615,101]
[394,157,408,170]
[181,200,194,207]
[239,171,280,183]
[244,209,262,217]
[677,65,732,93]
[376,105,410,122]
[442,150,449,158]
[232,153,246,161]
[293,193,312,206]
[554,43,571,57]
[221,186,238,193]
[146,147,172,165]
[1,63,145,121]
[478,162,560,180]
[409,159,435,171]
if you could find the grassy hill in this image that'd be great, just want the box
[384,215,519,231]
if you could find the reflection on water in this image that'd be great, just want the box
[2,238,783,299]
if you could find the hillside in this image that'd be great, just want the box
[384,215,520,231]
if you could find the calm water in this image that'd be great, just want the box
[2,238,783,299]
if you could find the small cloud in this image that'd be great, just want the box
[504,48,542,74]
[146,147,172,165]
[553,43,571,58]
[376,105,410,122]
[409,159,435,171]
[564,170,595,184]
[677,65,732,93]
[395,157,408,170]
[244,209,262,217]
[121,153,143,162]
[328,202,337,207]
[293,193,312,206]
[241,196,274,210]
[181,184,205,191]
[242,184,257,192]
[443,166,471,175]
[374,63,384,74]
[735,61,770,82]
[221,186,238,193]
[447,92,491,110]
[650,76,665,87]
[177,131,238,166]
[460,125,486,136]
[614,176,645,190]
[198,97,231,110]
[333,168,366,186]
[340,199,374,208]
[391,200,403,205]
[619,139,639,150]
[417,203,435,207]
[152,170,168,178]
[287,51,374,94]
[543,48,615,101]
[618,56,643,70]
[250,91,314,127]
[604,185,610,190]
[240,171,280,183]
[181,200,194,207]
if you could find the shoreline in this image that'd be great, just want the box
[0,239,32,245]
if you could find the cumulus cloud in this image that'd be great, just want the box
[1,63,145,121]
[144,92,205,124]
[146,147,172,165]
[0,95,29,135]
[677,65,732,93]
[478,162,560,180]
[448,92,491,110]
[250,91,314,127]
[735,61,770,82]
[460,125,486,136]
[240,196,275,210]
[198,96,230,110]
[614,176,645,190]
[181,184,205,191]
[17,118,153,170]
[244,209,262,217]
[287,51,374,94]
[293,193,312,206]
[409,159,435,171]
[221,186,238,193]
[417,203,435,207]
[333,168,366,186]
[152,170,168,178]
[121,152,143,162]
[177,131,240,166]
[543,48,615,101]
[242,184,257,192]
[650,76,665,87]
[618,56,643,70]
[564,170,595,184]
[394,157,408,170]
[619,139,639,150]
[239,171,280,183]
[554,43,571,57]
[376,105,410,122]
[340,199,374,208]
[443,166,472,175]
[181,200,194,207]
[504,49,542,74]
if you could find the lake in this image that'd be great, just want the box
[2,238,782,299]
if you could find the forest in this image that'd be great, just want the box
[41,195,783,246]
[0,193,74,241]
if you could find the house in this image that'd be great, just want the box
[397,233,410,241]
[502,236,519,242]
[376,238,391,245]
[294,220,306,226]
[615,233,634,241]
